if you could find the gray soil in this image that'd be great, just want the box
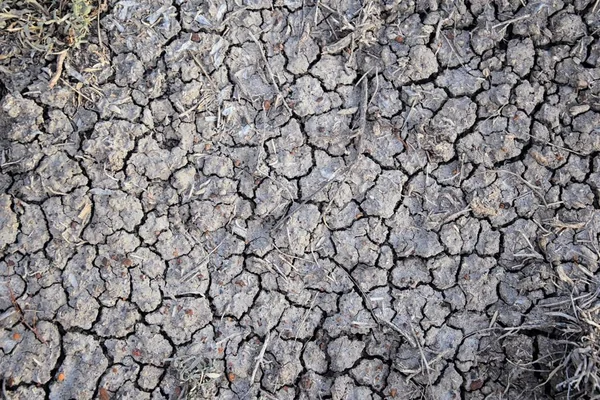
[1,0,600,399]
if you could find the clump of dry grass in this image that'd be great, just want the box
[319,0,384,56]
[541,264,600,399]
[0,0,101,55]
[166,354,222,400]
[0,0,106,82]
[1,0,107,89]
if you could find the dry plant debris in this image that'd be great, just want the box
[0,0,103,55]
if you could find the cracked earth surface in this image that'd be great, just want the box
[1,0,600,399]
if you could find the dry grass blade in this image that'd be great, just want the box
[251,332,270,384]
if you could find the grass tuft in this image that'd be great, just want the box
[1,0,92,52]
[0,0,105,63]
[540,264,600,399]
[166,355,222,400]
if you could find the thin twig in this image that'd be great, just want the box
[250,332,270,384]
[6,286,46,344]
[48,50,67,88]
[441,32,467,69]
[59,79,94,102]
[272,166,346,231]
[248,31,292,114]
[180,239,225,282]
[434,10,455,43]
[410,322,433,388]
[355,76,368,155]
[2,377,8,400]
[259,390,281,400]
[491,169,548,206]
[526,133,585,156]
[336,263,382,330]
[442,207,472,224]
[97,0,103,49]
[379,318,417,347]
[492,14,531,32]
[368,68,379,107]
[1,158,24,168]
[294,293,319,342]
[189,51,219,94]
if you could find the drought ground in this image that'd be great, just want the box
[1,0,600,399]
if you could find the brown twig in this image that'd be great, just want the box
[48,50,68,88]
[7,286,46,344]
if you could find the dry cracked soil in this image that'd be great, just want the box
[1,0,600,399]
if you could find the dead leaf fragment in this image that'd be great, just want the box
[78,200,92,221]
